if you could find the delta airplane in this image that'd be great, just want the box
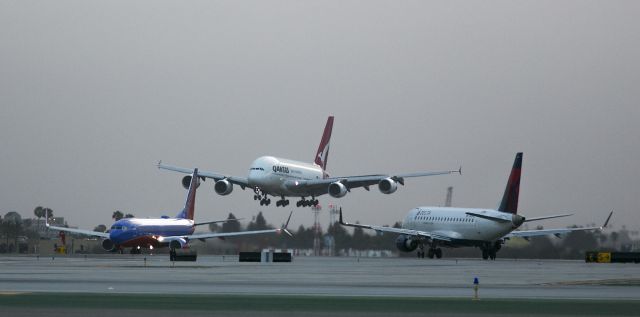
[46,168,292,259]
[340,153,613,260]
[158,116,460,208]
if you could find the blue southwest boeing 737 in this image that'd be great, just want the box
[46,168,292,259]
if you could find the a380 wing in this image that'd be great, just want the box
[291,169,460,195]
[157,161,250,188]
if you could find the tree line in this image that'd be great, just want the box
[0,207,636,259]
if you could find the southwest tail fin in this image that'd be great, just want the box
[314,116,334,177]
[498,153,523,214]
[176,168,199,220]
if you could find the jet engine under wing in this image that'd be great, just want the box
[505,210,613,239]
[157,161,250,188]
[288,169,461,195]
[338,209,452,242]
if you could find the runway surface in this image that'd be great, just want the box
[1,254,640,299]
[2,254,640,316]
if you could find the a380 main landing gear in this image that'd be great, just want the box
[296,197,319,207]
[276,195,290,207]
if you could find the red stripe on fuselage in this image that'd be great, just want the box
[118,236,165,248]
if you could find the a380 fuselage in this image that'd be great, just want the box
[247,156,324,197]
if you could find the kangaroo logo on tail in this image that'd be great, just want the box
[315,116,334,178]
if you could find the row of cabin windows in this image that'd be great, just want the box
[415,216,473,223]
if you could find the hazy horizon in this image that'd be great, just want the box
[1,1,638,234]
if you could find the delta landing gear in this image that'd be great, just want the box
[480,241,501,260]
[296,197,319,207]
[418,246,442,259]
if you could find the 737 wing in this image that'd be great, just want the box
[157,161,250,189]
[45,213,109,238]
[505,210,613,239]
[160,211,293,244]
[338,208,452,242]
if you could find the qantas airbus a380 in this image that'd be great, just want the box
[158,116,460,207]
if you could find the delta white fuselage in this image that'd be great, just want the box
[402,207,520,244]
[247,156,324,196]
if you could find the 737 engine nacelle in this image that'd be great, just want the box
[214,179,233,196]
[395,235,418,252]
[181,176,201,190]
[169,238,188,250]
[378,178,398,194]
[328,182,348,198]
[101,239,116,252]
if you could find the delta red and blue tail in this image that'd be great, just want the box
[176,168,199,220]
[498,153,522,214]
[314,116,334,178]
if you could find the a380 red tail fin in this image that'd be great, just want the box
[314,116,334,176]
[498,153,522,214]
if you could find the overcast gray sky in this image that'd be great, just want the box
[1,1,638,233]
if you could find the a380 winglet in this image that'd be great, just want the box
[314,116,334,177]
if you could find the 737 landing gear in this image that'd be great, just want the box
[276,196,290,207]
[296,197,319,207]
[417,244,425,258]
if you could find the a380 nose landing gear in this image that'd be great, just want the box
[253,188,271,206]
